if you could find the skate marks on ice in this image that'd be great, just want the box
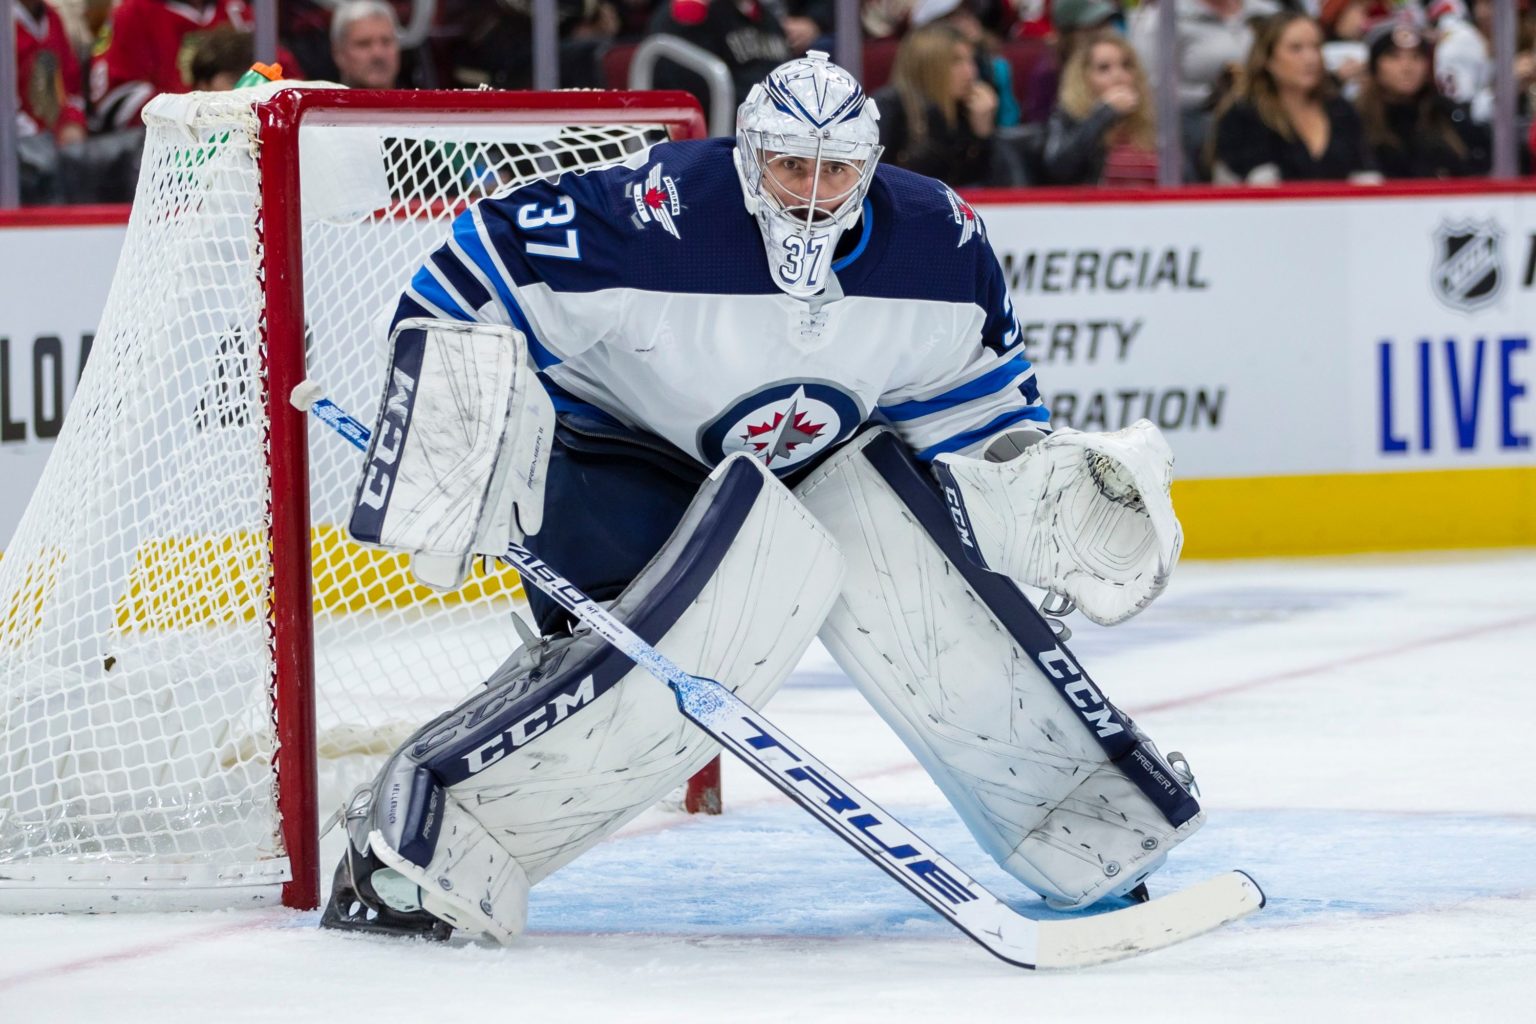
[518,806,1536,940]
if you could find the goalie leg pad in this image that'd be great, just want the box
[795,428,1202,910]
[350,453,844,941]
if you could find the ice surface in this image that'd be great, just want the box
[2,550,1533,1022]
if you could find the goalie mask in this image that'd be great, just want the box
[734,50,883,301]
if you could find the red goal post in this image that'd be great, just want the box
[261,89,711,910]
[0,87,714,914]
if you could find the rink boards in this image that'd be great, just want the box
[2,184,1535,558]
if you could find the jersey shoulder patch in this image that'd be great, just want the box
[874,165,987,250]
[608,137,743,243]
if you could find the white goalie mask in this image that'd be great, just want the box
[733,50,883,301]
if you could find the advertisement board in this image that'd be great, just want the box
[0,215,126,546]
[977,193,1533,476]
[4,185,1534,555]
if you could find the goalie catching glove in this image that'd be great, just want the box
[348,318,554,591]
[932,420,1182,626]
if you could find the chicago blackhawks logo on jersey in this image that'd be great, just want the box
[943,186,983,248]
[699,382,864,473]
[629,163,682,238]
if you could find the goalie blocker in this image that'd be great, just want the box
[348,317,555,591]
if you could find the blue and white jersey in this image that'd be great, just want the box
[392,137,1048,474]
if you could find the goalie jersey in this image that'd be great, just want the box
[390,137,1049,474]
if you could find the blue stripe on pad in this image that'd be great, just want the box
[420,457,767,791]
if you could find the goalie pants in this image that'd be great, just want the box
[522,414,711,635]
[523,412,850,634]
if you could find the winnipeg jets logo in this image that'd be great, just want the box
[943,186,983,247]
[629,163,682,238]
[699,381,864,473]
[742,390,826,466]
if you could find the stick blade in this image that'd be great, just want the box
[1034,870,1265,970]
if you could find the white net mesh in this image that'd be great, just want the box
[0,88,671,906]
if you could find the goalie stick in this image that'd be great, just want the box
[293,382,1265,969]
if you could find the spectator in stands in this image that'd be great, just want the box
[1318,0,1370,97]
[1357,20,1489,177]
[1428,0,1492,121]
[1040,29,1159,185]
[14,0,88,204]
[1129,0,1279,179]
[187,25,255,91]
[1211,11,1376,183]
[611,0,661,40]
[875,23,999,186]
[283,1,425,85]
[444,0,617,91]
[647,0,791,124]
[88,0,253,133]
[861,0,919,41]
[1020,0,1119,125]
[910,0,1021,126]
[779,0,834,54]
[1428,0,1536,123]
[1476,0,1536,109]
[14,0,88,146]
[43,0,108,55]
[332,0,402,89]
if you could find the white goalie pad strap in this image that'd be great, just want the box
[361,454,843,941]
[933,420,1182,626]
[367,800,531,943]
[795,428,1202,909]
[349,317,555,590]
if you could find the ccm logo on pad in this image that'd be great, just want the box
[1039,645,1125,739]
[461,676,597,776]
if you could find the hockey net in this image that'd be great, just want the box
[0,86,709,912]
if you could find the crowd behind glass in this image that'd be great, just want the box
[10,0,1530,204]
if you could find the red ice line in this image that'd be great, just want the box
[1130,610,1536,715]
[0,913,283,993]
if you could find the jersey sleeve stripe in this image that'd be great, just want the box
[1020,374,1041,405]
[391,294,435,327]
[429,247,492,314]
[445,232,504,315]
[914,405,1052,462]
[457,208,562,369]
[892,385,1045,453]
[404,268,472,322]
[878,354,1035,422]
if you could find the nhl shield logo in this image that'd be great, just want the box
[699,381,864,473]
[1432,220,1502,312]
